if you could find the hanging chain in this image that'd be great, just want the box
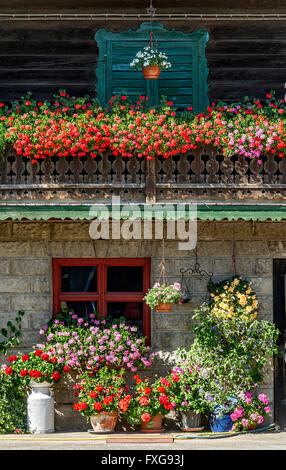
[158,238,168,286]
[232,221,237,275]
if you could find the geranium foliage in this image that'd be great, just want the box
[0,90,285,163]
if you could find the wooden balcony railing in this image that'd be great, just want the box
[0,146,286,203]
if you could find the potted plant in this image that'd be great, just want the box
[73,366,132,433]
[126,375,175,433]
[143,282,182,312]
[208,397,239,433]
[167,361,206,431]
[39,314,157,372]
[230,392,272,432]
[4,350,68,434]
[130,46,171,79]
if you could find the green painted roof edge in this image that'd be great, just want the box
[0,204,286,221]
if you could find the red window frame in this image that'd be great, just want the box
[52,258,151,343]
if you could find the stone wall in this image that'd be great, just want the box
[0,219,281,430]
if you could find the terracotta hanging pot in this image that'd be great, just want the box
[140,413,165,433]
[90,411,118,433]
[142,65,161,79]
[155,303,172,312]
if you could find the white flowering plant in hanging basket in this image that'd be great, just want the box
[143,282,182,312]
[130,46,171,79]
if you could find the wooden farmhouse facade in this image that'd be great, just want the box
[0,0,285,431]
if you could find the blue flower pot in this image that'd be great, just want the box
[209,412,233,433]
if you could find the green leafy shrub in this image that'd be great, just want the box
[0,371,26,434]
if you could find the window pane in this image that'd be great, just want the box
[107,266,143,292]
[61,300,97,318]
[61,266,97,292]
[107,302,143,335]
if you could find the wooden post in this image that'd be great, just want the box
[145,158,157,204]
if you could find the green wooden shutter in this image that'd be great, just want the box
[95,22,209,112]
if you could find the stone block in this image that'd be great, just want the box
[10,259,50,276]
[255,258,272,275]
[47,241,65,257]
[0,277,30,293]
[0,260,10,275]
[12,222,50,240]
[152,331,194,351]
[0,242,30,257]
[235,241,269,256]
[152,312,194,331]
[0,295,10,312]
[0,222,12,239]
[51,222,90,241]
[245,276,272,294]
[29,311,52,330]
[256,295,273,315]
[267,241,282,254]
[197,240,233,257]
[30,241,48,257]
[30,277,51,294]
[54,405,88,432]
[11,295,50,312]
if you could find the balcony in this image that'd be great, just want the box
[0,145,285,204]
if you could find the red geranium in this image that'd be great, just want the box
[141,412,151,423]
[51,371,61,381]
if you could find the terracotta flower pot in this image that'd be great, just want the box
[90,411,118,433]
[142,65,161,79]
[155,303,172,312]
[247,423,257,431]
[140,413,165,433]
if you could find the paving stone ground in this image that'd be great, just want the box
[0,431,285,451]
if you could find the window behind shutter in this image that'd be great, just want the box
[95,22,209,112]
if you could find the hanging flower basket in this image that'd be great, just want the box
[130,42,171,80]
[142,65,161,80]
[155,302,173,312]
[143,282,182,312]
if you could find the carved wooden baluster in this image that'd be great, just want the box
[248,158,263,185]
[161,156,176,184]
[0,146,10,184]
[42,156,53,184]
[191,146,205,183]
[278,155,286,184]
[55,156,69,184]
[100,151,112,184]
[264,153,278,184]
[70,157,84,184]
[84,154,97,184]
[176,153,191,183]
[27,159,41,185]
[112,154,124,184]
[126,156,140,184]
[12,155,26,185]
[205,146,220,184]
[233,155,249,185]
[219,154,234,184]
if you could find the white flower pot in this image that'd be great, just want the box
[27,381,55,434]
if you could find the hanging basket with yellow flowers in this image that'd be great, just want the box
[207,276,258,322]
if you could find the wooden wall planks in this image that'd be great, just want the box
[0,20,284,103]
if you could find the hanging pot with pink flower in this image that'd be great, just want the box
[143,282,183,312]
